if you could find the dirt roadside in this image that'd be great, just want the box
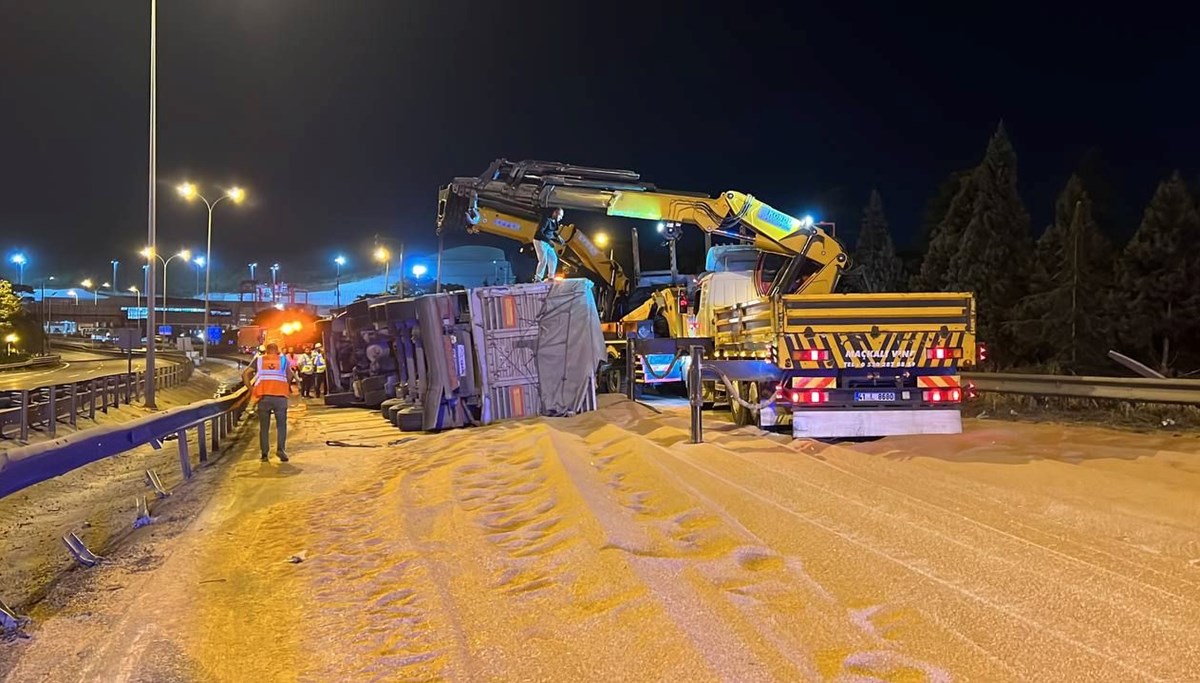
[0,363,241,623]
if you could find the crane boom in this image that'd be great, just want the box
[438,159,849,295]
[437,189,629,294]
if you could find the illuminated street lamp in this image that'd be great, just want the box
[3,333,17,355]
[270,263,280,290]
[334,255,346,307]
[192,255,206,296]
[594,232,609,248]
[248,262,257,280]
[374,247,390,292]
[110,260,119,293]
[411,263,428,278]
[67,289,78,306]
[141,247,192,325]
[177,182,246,362]
[129,286,141,308]
[10,253,27,285]
[80,279,102,305]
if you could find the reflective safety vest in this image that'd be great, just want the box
[298,353,314,375]
[254,353,291,397]
[311,351,326,372]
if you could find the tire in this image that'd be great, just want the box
[746,382,762,429]
[602,367,621,395]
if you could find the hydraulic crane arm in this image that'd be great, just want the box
[437,187,629,294]
[438,159,848,295]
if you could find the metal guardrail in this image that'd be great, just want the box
[0,362,192,443]
[0,385,251,499]
[0,355,61,372]
[963,372,1200,405]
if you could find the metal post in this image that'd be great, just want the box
[631,226,641,286]
[176,429,192,480]
[435,232,444,294]
[18,390,29,441]
[144,0,158,410]
[689,345,703,444]
[202,203,213,363]
[47,385,57,438]
[197,421,208,463]
[69,383,77,427]
[398,243,405,298]
[100,378,108,413]
[88,380,96,420]
[211,416,220,450]
[625,338,636,401]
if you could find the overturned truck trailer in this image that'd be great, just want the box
[351,279,605,431]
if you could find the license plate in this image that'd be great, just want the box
[855,391,896,402]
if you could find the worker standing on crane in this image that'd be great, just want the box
[533,207,564,282]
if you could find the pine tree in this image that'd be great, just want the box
[1115,172,1200,374]
[1008,175,1113,369]
[917,169,970,251]
[912,170,971,290]
[852,190,904,292]
[944,123,1032,349]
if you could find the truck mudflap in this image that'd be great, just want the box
[792,409,962,439]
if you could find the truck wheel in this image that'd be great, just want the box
[603,367,621,394]
[745,382,762,428]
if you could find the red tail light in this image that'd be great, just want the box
[926,347,963,360]
[791,390,828,404]
[923,389,962,403]
[796,348,830,361]
[679,297,688,308]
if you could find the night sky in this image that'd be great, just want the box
[2,1,1196,291]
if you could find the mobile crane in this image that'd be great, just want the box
[440,160,978,437]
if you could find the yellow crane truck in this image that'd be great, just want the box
[439,159,979,438]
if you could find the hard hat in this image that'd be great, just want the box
[314,343,322,349]
[257,344,266,352]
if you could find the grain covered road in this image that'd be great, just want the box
[2,396,1197,682]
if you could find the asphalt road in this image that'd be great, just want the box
[0,350,159,391]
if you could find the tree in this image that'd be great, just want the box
[1008,175,1113,368]
[0,279,21,323]
[1115,172,1200,374]
[917,169,970,252]
[0,279,39,357]
[914,124,1032,353]
[851,190,904,292]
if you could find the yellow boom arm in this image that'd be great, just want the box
[439,160,848,296]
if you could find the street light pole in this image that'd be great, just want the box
[177,183,244,363]
[249,262,257,280]
[193,256,205,297]
[334,255,346,308]
[10,254,27,285]
[111,260,119,294]
[145,0,158,409]
[398,243,405,298]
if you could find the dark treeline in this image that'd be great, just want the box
[842,124,1200,376]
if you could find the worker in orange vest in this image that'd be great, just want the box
[241,341,295,462]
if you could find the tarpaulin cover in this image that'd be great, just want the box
[534,279,606,416]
